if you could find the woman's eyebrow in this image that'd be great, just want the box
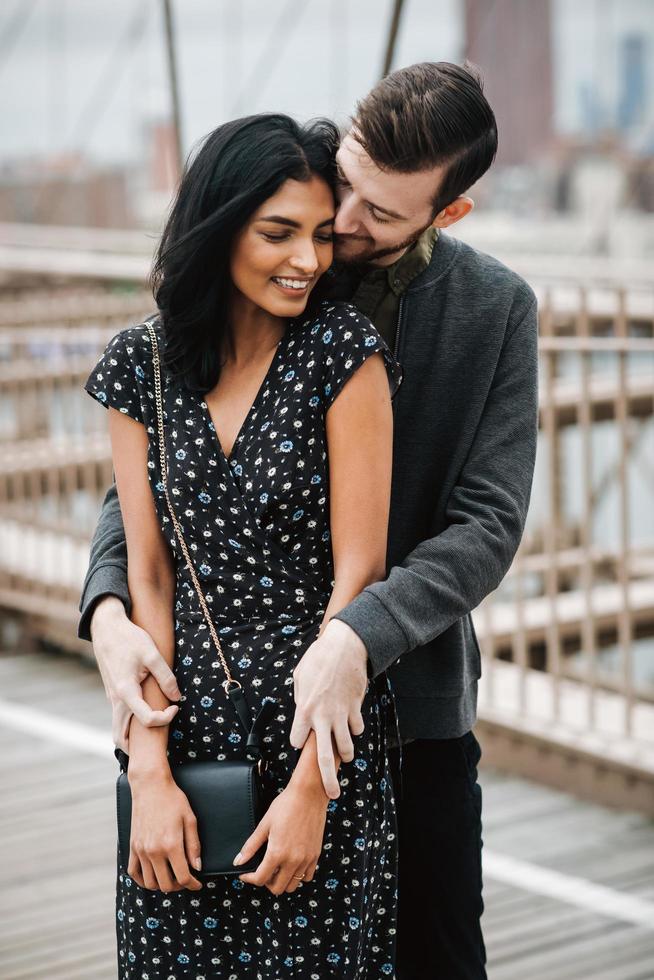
[258,216,334,228]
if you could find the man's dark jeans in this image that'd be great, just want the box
[387,732,487,980]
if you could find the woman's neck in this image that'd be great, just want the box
[223,290,287,366]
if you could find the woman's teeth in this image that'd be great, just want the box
[272,277,309,290]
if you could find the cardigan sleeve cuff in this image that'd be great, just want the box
[331,591,409,679]
[78,564,131,641]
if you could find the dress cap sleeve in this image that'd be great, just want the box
[319,302,404,410]
[84,323,154,424]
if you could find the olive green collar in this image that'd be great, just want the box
[362,226,439,296]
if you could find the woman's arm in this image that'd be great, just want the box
[288,349,394,797]
[108,407,203,892]
[107,407,177,777]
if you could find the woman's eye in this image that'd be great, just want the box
[315,234,333,244]
[262,233,289,242]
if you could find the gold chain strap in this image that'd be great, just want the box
[146,320,241,696]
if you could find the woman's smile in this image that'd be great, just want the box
[270,275,313,297]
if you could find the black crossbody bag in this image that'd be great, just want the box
[115,319,278,879]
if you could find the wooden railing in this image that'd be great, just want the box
[474,284,654,810]
[0,285,652,808]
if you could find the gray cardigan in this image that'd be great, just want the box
[78,233,538,741]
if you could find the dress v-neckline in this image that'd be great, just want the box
[199,330,288,465]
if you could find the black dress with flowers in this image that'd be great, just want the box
[84,300,404,979]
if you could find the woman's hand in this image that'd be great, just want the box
[234,780,328,894]
[127,770,203,893]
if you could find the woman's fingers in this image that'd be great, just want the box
[127,851,146,889]
[280,862,311,894]
[258,860,291,895]
[267,863,291,894]
[238,845,280,888]
[168,847,202,891]
[129,835,199,893]
[150,855,177,893]
[139,856,159,892]
[234,815,270,876]
[182,812,203,881]
[241,854,315,894]
[266,857,316,894]
[303,858,319,883]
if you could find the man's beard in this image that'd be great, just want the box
[333,219,433,266]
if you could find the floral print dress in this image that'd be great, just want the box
[84,300,404,979]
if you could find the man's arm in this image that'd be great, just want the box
[78,478,181,750]
[332,295,539,678]
[78,480,130,641]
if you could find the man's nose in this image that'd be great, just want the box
[334,194,360,235]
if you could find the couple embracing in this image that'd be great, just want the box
[81,61,538,979]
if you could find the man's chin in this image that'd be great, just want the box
[333,238,376,265]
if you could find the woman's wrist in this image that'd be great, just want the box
[127,722,172,783]
[288,728,341,801]
[287,769,330,804]
[127,758,174,788]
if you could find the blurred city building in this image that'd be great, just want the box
[465,0,555,167]
[0,156,135,227]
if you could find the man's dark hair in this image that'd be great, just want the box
[351,61,497,216]
[152,113,339,392]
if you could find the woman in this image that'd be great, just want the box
[84,113,403,978]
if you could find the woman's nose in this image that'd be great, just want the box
[289,242,320,275]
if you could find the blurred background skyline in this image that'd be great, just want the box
[0,0,653,249]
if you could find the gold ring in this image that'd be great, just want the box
[292,872,306,880]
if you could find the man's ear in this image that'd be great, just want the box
[432,196,474,230]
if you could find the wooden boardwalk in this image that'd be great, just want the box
[1,649,653,980]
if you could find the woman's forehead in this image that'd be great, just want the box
[251,176,335,220]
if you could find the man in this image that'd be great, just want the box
[79,62,538,979]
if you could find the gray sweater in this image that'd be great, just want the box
[78,233,538,741]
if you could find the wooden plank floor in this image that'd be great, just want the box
[1,649,653,979]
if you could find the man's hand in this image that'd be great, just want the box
[90,596,181,752]
[290,619,369,798]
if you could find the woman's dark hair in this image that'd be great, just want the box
[352,61,497,216]
[151,113,339,392]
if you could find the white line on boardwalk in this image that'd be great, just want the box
[2,695,653,930]
[0,695,113,757]
[483,850,654,929]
